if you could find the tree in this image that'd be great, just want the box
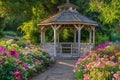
[89,0,120,42]
[0,0,60,43]
[1,0,119,44]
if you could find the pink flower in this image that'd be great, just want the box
[23,64,29,70]
[35,59,40,63]
[9,50,19,58]
[35,59,43,65]
[86,63,91,70]
[14,70,22,80]
[97,42,111,50]
[112,78,115,80]
[84,74,90,80]
[0,46,5,53]
[113,74,120,80]
[105,61,117,66]
[76,61,81,65]
[98,58,108,61]
[14,70,21,75]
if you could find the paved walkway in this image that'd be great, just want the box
[30,60,76,80]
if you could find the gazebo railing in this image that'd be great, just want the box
[41,43,54,56]
[41,42,94,57]
[57,43,78,57]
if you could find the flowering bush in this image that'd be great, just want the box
[74,42,120,80]
[0,43,52,80]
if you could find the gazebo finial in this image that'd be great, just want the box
[66,0,70,4]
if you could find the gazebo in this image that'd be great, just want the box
[38,0,98,57]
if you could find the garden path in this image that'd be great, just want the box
[30,60,76,80]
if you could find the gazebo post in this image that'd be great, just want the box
[74,25,83,56]
[41,26,44,44]
[52,25,61,57]
[52,25,57,57]
[43,31,45,44]
[40,26,46,44]
[41,31,43,44]
[88,28,92,51]
[74,29,77,43]
[89,30,92,43]
[57,31,60,43]
[92,27,95,46]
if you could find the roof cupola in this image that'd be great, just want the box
[57,0,78,11]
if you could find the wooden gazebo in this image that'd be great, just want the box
[38,0,98,57]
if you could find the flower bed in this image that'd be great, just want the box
[74,42,120,80]
[0,39,53,80]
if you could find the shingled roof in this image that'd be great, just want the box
[38,1,98,26]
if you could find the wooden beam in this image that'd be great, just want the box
[74,24,84,30]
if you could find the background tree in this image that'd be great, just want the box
[90,0,120,44]
[0,0,119,44]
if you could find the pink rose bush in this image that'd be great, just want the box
[0,46,52,80]
[74,42,120,80]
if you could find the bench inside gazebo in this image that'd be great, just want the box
[38,0,98,58]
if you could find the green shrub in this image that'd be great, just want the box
[96,33,109,46]
[0,31,5,38]
[3,31,17,36]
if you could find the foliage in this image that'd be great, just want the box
[0,39,52,80]
[3,31,17,36]
[0,0,120,44]
[19,20,40,43]
[59,29,74,42]
[95,33,109,45]
[74,42,120,80]
[89,0,120,43]
[90,0,120,25]
[0,31,5,38]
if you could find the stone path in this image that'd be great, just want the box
[30,60,76,80]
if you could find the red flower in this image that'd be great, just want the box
[18,61,23,66]
[9,50,19,58]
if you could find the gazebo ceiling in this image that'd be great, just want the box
[38,0,98,26]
